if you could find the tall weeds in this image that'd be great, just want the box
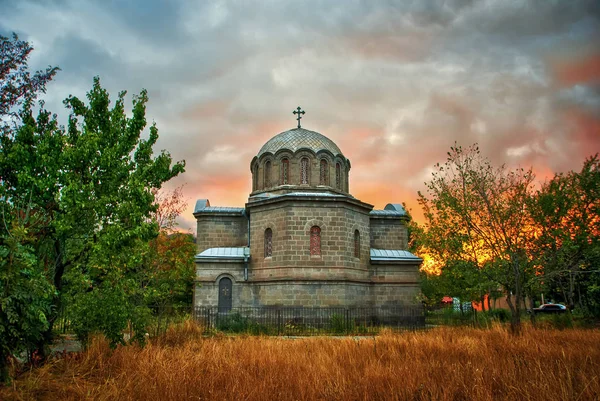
[2,322,599,400]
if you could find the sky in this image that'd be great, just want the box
[1,0,599,232]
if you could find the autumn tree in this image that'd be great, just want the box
[418,144,536,333]
[529,155,600,315]
[142,187,196,309]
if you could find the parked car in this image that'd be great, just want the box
[530,304,568,314]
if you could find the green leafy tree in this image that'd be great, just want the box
[0,34,59,382]
[418,144,536,333]
[0,33,58,126]
[0,75,185,375]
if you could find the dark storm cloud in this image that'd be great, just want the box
[1,0,599,230]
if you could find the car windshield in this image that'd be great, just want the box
[542,304,564,309]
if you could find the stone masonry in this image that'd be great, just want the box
[194,125,422,309]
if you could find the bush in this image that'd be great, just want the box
[215,313,272,335]
[487,309,510,323]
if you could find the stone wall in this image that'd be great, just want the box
[369,217,408,250]
[252,152,350,194]
[248,198,371,281]
[196,214,248,253]
[194,276,420,308]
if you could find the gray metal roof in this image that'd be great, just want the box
[195,247,250,260]
[370,203,407,217]
[370,210,405,217]
[370,249,422,261]
[194,199,244,215]
[203,206,245,213]
[257,128,343,157]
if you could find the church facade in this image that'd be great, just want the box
[194,116,422,310]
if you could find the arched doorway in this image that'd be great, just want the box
[218,277,232,312]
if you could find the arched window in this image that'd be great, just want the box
[335,162,341,189]
[264,161,271,188]
[252,165,258,191]
[218,277,232,312]
[281,158,289,185]
[301,158,309,184]
[310,226,321,256]
[264,228,272,258]
[319,159,328,185]
[354,230,360,258]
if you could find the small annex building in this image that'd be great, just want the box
[194,113,422,311]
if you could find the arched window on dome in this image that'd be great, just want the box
[310,226,321,256]
[335,162,341,190]
[301,157,309,184]
[264,228,272,258]
[252,165,258,191]
[354,230,360,259]
[281,158,289,185]
[319,159,328,185]
[264,160,271,188]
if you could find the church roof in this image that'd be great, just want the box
[195,247,250,261]
[370,204,408,217]
[370,249,422,262]
[257,128,343,157]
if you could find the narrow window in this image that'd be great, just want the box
[252,165,258,191]
[310,226,321,256]
[319,159,328,185]
[301,158,309,184]
[335,162,341,189]
[264,228,272,258]
[264,161,271,188]
[281,158,289,185]
[354,230,360,258]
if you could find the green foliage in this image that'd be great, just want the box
[70,284,148,348]
[425,308,473,327]
[0,224,55,382]
[0,33,59,124]
[486,309,510,323]
[0,73,185,377]
[142,232,196,308]
[215,313,272,335]
[528,155,600,316]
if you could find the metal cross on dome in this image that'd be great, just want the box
[293,106,305,128]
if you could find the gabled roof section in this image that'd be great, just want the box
[193,199,245,216]
[195,247,250,261]
[370,249,422,262]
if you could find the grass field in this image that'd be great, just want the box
[2,322,599,400]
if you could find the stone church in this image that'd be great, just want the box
[194,110,422,310]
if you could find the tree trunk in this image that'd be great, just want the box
[529,296,536,326]
[0,352,9,385]
[505,293,521,335]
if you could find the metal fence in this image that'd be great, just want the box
[194,305,425,335]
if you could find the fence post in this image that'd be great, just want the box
[277,309,282,336]
[345,309,350,334]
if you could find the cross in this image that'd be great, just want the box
[293,106,305,128]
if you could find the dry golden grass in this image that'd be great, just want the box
[2,321,600,401]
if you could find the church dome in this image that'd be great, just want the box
[257,128,343,158]
[250,125,351,197]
